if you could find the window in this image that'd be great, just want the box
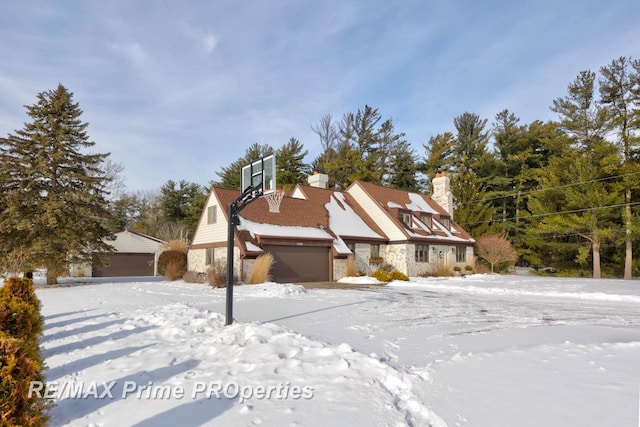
[347,242,356,253]
[207,205,217,224]
[456,246,466,263]
[440,217,450,229]
[421,214,432,229]
[370,244,380,258]
[399,212,411,226]
[415,244,429,262]
[206,248,215,265]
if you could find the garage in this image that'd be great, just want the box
[263,245,330,283]
[92,253,155,277]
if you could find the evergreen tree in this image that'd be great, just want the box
[276,138,309,191]
[452,112,490,173]
[551,70,607,150]
[450,171,495,238]
[214,143,274,189]
[159,180,207,239]
[422,132,455,179]
[387,140,421,192]
[527,142,621,277]
[599,56,640,279]
[0,84,114,284]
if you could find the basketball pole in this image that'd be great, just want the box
[225,160,265,326]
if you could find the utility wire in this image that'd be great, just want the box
[456,170,640,207]
[459,201,640,226]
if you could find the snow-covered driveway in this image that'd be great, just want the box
[36,274,640,426]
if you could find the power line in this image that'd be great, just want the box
[459,201,640,226]
[457,170,640,207]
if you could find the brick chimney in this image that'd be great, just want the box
[308,171,329,189]
[432,172,453,218]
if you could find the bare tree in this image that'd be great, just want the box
[476,235,518,273]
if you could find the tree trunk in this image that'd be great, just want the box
[592,239,601,279]
[624,188,632,280]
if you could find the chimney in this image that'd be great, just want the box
[308,171,329,189]
[432,172,453,218]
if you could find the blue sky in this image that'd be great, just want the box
[1,1,639,192]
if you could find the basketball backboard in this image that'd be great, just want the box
[241,154,276,195]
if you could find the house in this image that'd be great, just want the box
[69,230,166,277]
[187,173,475,282]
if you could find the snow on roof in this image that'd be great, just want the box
[238,218,333,240]
[326,192,384,239]
[332,237,352,255]
[245,241,263,252]
[405,193,439,214]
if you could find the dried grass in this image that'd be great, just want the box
[162,239,188,253]
[248,253,274,284]
[346,255,358,277]
[163,261,183,281]
[436,259,451,277]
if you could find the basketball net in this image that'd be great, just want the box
[265,189,285,213]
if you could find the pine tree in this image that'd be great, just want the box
[159,180,207,239]
[527,143,620,278]
[0,84,114,284]
[452,112,490,173]
[550,70,607,150]
[276,138,309,191]
[450,171,495,238]
[214,143,274,189]
[599,56,640,279]
[422,132,455,177]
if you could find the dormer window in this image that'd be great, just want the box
[420,214,432,229]
[440,217,451,230]
[399,212,411,227]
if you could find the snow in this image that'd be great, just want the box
[35,274,640,426]
[244,241,263,252]
[237,218,333,240]
[325,192,384,239]
[405,193,439,214]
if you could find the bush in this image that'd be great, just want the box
[436,259,451,276]
[378,262,395,273]
[389,270,409,281]
[207,260,230,288]
[248,253,274,284]
[158,250,187,279]
[2,277,40,309]
[182,271,205,284]
[464,265,474,272]
[0,296,43,346]
[163,261,183,281]
[372,269,391,282]
[346,256,358,277]
[0,331,49,427]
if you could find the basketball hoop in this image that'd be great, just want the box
[265,189,285,213]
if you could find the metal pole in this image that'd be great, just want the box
[225,202,235,326]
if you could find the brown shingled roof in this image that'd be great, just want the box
[351,181,474,243]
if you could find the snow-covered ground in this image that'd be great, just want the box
[34,274,640,427]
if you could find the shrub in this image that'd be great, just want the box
[464,265,474,272]
[207,260,228,288]
[378,262,395,273]
[0,296,43,346]
[453,266,462,273]
[158,250,187,278]
[389,270,409,281]
[436,259,451,277]
[182,271,204,284]
[162,239,188,253]
[346,256,358,277]
[0,331,49,427]
[372,269,391,282]
[248,253,274,284]
[163,261,183,281]
[475,235,518,273]
[2,277,41,309]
